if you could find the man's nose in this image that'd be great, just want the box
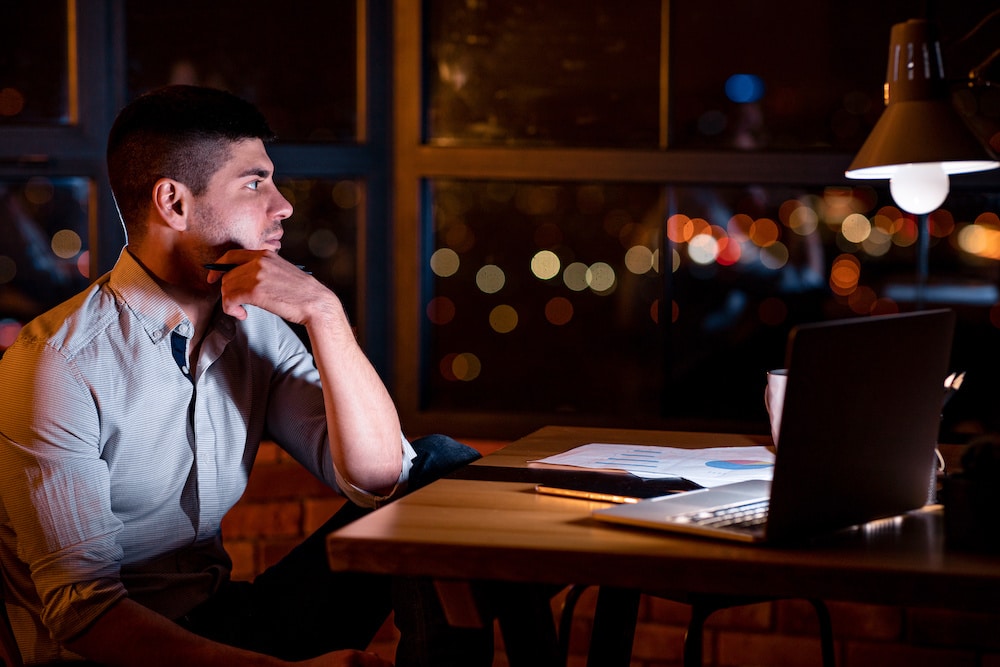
[273,189,293,220]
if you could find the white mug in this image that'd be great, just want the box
[764,369,787,447]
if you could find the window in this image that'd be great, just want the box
[3,1,999,442]
[0,177,93,348]
[0,2,105,353]
[396,0,1000,442]
[0,5,71,125]
[125,1,360,143]
[0,2,392,372]
[425,0,662,147]
[424,179,664,416]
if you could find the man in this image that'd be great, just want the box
[0,85,488,666]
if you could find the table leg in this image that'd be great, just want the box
[433,579,563,666]
[587,587,641,667]
[492,582,562,667]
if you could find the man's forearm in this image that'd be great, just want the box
[66,598,283,667]
[307,308,404,495]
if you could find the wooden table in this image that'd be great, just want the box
[327,426,1000,664]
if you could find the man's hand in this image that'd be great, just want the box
[206,250,334,326]
[66,598,396,667]
[299,650,393,666]
[206,248,403,495]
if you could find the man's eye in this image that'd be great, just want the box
[247,180,260,191]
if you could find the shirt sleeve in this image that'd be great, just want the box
[333,432,417,509]
[259,316,416,508]
[0,339,127,642]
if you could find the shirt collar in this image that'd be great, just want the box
[107,249,196,344]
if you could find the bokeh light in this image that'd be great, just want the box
[829,254,861,296]
[25,177,55,205]
[307,228,339,259]
[426,296,456,325]
[860,227,892,257]
[0,87,25,117]
[531,250,561,280]
[624,245,655,274]
[444,223,476,252]
[545,297,574,325]
[748,218,779,247]
[489,304,518,333]
[841,213,871,244]
[430,248,460,277]
[0,256,16,284]
[759,242,788,269]
[76,250,90,279]
[586,262,616,293]
[991,304,1000,329]
[439,352,482,382]
[563,262,589,291]
[0,319,23,350]
[688,233,719,265]
[758,297,787,326]
[331,180,361,209]
[476,264,505,293]
[51,229,82,259]
[787,203,819,236]
[848,285,879,314]
[725,73,765,104]
[697,109,727,136]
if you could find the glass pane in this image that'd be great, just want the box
[276,178,362,322]
[425,0,662,147]
[668,0,1000,152]
[126,2,358,143]
[665,183,1000,442]
[424,180,665,415]
[0,2,70,125]
[0,177,92,353]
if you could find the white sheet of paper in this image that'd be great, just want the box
[530,442,775,488]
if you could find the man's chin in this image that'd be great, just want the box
[190,277,223,300]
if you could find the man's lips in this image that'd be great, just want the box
[264,232,283,250]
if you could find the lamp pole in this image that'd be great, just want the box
[916,213,929,309]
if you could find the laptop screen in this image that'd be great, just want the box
[765,308,955,541]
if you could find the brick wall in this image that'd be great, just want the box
[560,589,1000,667]
[223,441,1000,666]
[221,439,510,661]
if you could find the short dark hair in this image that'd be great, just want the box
[106,85,275,238]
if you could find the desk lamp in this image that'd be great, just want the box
[845,18,999,305]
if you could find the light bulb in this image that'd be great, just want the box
[888,163,949,214]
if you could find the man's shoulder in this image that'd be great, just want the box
[13,276,121,360]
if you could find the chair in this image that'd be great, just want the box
[0,579,24,667]
[559,585,835,667]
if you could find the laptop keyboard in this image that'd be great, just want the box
[673,499,769,530]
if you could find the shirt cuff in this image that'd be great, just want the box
[336,432,416,509]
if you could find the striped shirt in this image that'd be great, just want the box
[0,249,414,664]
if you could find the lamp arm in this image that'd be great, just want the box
[969,47,1000,84]
[951,8,1000,48]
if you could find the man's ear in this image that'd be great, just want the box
[152,178,190,231]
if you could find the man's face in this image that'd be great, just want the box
[186,138,293,266]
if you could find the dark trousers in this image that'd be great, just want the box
[179,435,497,666]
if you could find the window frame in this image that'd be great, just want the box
[0,0,396,376]
[391,0,1000,439]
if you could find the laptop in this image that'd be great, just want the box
[593,308,956,544]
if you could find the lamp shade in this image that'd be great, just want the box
[845,19,998,182]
